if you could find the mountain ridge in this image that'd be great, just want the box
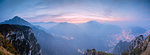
[0,24,41,55]
[1,16,32,26]
[113,34,150,55]
[0,16,53,55]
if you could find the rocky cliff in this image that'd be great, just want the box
[113,34,150,55]
[0,24,41,55]
[128,35,150,55]
[0,16,53,55]
[112,40,130,55]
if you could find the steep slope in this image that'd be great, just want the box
[112,34,150,55]
[112,41,130,55]
[0,16,53,55]
[129,35,150,55]
[0,16,52,39]
[0,46,13,55]
[128,35,144,51]
[0,33,13,55]
[0,24,41,55]
[0,16,32,26]
[49,22,80,37]
[112,35,150,55]
[141,35,150,55]
[31,22,58,30]
[44,21,122,55]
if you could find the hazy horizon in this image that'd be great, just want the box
[0,0,150,24]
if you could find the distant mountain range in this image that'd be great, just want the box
[1,16,32,26]
[0,16,148,55]
[31,17,148,55]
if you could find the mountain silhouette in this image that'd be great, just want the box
[0,16,53,55]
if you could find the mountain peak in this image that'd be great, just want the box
[0,16,32,26]
[14,16,21,18]
[12,16,25,21]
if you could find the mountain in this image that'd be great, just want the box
[113,34,150,55]
[31,19,147,55]
[0,16,32,26]
[128,35,150,55]
[31,21,58,30]
[128,35,144,52]
[112,41,130,55]
[0,16,53,55]
[0,24,41,55]
[141,35,150,55]
[44,21,122,55]
[84,34,150,55]
[49,22,80,36]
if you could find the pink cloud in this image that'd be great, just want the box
[28,17,123,23]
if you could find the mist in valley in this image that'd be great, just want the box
[32,20,150,55]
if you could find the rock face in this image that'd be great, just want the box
[112,35,150,55]
[0,16,53,55]
[0,24,41,55]
[112,41,130,55]
[128,35,150,55]
[128,35,144,55]
[141,35,150,55]
[129,35,144,50]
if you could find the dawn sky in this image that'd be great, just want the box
[0,0,150,24]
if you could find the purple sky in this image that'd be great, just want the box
[0,0,150,26]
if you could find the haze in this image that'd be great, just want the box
[0,0,150,55]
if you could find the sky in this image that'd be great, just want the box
[0,0,150,24]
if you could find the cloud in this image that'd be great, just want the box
[77,49,84,54]
[103,8,112,17]
[0,0,150,25]
[114,30,135,42]
[108,29,150,48]
[62,36,74,40]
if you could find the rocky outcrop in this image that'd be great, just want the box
[115,35,150,55]
[141,35,150,55]
[0,16,53,55]
[128,35,144,55]
[129,35,144,51]
[128,35,147,55]
[0,24,41,55]
[112,34,150,55]
[112,41,130,55]
[84,49,114,55]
